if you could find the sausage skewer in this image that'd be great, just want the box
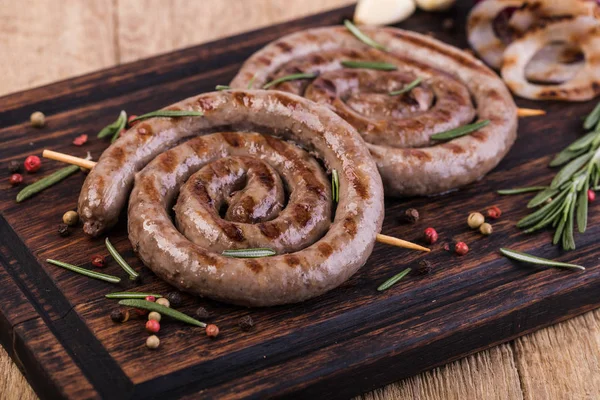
[43,149,430,253]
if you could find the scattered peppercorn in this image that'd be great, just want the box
[145,295,156,302]
[403,208,419,223]
[416,260,433,275]
[487,206,502,219]
[110,308,130,323]
[30,111,46,128]
[480,223,493,235]
[165,291,183,307]
[91,255,106,268]
[8,160,21,173]
[146,319,160,333]
[195,307,210,320]
[62,210,79,226]
[57,223,70,237]
[424,227,438,244]
[24,155,41,173]
[455,242,469,256]
[206,324,219,338]
[72,134,88,146]
[442,242,450,251]
[148,311,161,322]
[156,297,170,308]
[467,212,485,229]
[9,174,23,186]
[588,190,596,202]
[146,335,160,349]
[238,315,255,331]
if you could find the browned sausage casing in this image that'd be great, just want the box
[230,26,518,196]
[78,90,384,306]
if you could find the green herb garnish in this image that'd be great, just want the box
[377,268,412,291]
[97,110,127,143]
[105,238,139,281]
[105,292,162,299]
[341,60,397,71]
[583,102,600,131]
[389,78,423,96]
[499,248,584,270]
[497,186,548,195]
[222,248,276,258]
[16,165,80,203]
[118,299,207,327]
[344,19,387,51]
[46,259,121,283]
[262,73,317,89]
[130,110,204,123]
[430,120,490,141]
[247,75,256,89]
[215,85,231,90]
[332,169,340,203]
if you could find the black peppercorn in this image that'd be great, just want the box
[166,291,183,307]
[8,160,21,173]
[238,315,254,331]
[416,260,433,275]
[57,223,70,237]
[195,307,210,320]
[404,208,419,223]
[110,308,130,323]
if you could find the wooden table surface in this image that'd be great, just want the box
[2,1,600,399]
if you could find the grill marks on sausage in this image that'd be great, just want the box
[318,242,333,257]
[159,151,179,173]
[110,146,127,167]
[343,217,358,237]
[258,222,282,239]
[245,260,263,273]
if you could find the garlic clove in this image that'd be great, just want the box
[414,0,455,12]
[354,0,417,26]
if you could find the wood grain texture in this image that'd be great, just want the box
[1,1,600,399]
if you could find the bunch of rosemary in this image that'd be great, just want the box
[500,103,600,250]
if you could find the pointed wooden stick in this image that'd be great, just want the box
[42,150,432,253]
[43,149,97,169]
[517,108,546,117]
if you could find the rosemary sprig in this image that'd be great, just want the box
[583,102,600,131]
[215,85,231,90]
[222,248,276,258]
[263,73,317,89]
[512,101,600,250]
[46,259,121,283]
[97,110,127,143]
[430,120,490,141]
[341,60,397,71]
[389,78,423,96]
[130,110,204,123]
[105,292,162,299]
[497,186,548,195]
[118,299,207,327]
[16,165,80,202]
[105,238,139,280]
[332,169,340,203]
[499,248,584,270]
[377,268,412,291]
[344,19,387,51]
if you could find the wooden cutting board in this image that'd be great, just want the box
[1,3,599,399]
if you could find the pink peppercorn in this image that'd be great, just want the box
[588,190,596,202]
[145,295,156,302]
[455,242,469,256]
[424,227,438,244]
[146,319,160,334]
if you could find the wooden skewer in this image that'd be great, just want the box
[517,108,546,117]
[42,149,432,253]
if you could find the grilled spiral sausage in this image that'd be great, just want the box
[230,26,518,196]
[78,90,384,306]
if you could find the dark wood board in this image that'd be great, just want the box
[1,2,600,399]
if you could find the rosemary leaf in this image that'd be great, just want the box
[131,110,204,123]
[497,186,547,195]
[563,201,576,250]
[98,110,127,139]
[377,268,412,291]
[247,76,256,89]
[583,102,600,130]
[499,248,584,270]
[527,187,558,208]
[118,299,206,327]
[550,152,593,189]
[46,259,121,283]
[215,85,231,90]
[106,292,162,299]
[263,73,317,89]
[553,217,566,245]
[517,190,568,228]
[549,147,586,167]
[222,248,276,258]
[16,165,80,203]
[332,169,340,203]
[341,60,397,71]
[568,131,598,151]
[105,238,139,280]
[389,78,423,96]
[576,182,588,233]
[430,120,490,141]
[343,19,387,51]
